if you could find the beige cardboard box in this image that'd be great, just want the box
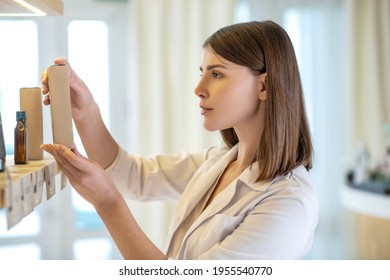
[20,87,43,160]
[47,64,74,149]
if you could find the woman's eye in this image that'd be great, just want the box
[213,71,222,78]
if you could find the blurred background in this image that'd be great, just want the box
[0,0,389,260]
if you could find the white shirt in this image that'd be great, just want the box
[106,145,318,259]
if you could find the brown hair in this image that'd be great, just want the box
[203,21,313,181]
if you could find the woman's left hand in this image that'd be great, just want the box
[41,143,167,260]
[41,144,120,210]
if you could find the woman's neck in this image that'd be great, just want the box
[230,99,266,171]
[233,124,263,171]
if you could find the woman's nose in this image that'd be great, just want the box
[194,79,208,99]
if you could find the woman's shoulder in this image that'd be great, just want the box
[243,165,317,201]
[269,166,318,205]
[265,165,313,187]
[290,166,316,192]
[204,145,230,159]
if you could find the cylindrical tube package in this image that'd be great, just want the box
[47,64,74,149]
[20,87,43,160]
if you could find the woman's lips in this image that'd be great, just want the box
[200,105,213,115]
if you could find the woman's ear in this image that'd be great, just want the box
[258,73,267,101]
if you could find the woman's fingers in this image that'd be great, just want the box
[54,144,91,172]
[41,144,78,176]
[41,58,69,104]
[41,143,94,174]
[40,143,57,156]
[43,94,50,105]
[71,146,88,160]
[53,57,69,66]
[53,58,76,81]
[41,143,115,207]
[41,144,77,176]
[41,69,49,96]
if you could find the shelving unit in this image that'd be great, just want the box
[341,185,390,259]
[0,158,63,229]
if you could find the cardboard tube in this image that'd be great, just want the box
[20,87,43,160]
[47,64,74,149]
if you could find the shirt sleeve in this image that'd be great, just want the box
[196,185,318,259]
[105,146,217,201]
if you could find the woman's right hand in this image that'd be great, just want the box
[41,57,95,121]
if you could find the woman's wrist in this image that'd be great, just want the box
[72,99,98,122]
[94,186,123,216]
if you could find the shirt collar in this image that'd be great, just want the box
[238,162,278,191]
[217,144,277,192]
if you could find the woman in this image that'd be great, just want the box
[41,21,318,260]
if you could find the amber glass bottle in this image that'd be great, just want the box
[14,111,28,164]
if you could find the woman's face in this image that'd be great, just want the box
[195,48,264,132]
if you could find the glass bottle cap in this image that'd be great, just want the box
[16,111,26,121]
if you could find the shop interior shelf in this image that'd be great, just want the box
[0,158,63,229]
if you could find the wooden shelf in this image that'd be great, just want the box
[0,158,63,229]
[341,185,390,219]
[341,185,390,259]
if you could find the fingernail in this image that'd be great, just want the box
[40,144,51,152]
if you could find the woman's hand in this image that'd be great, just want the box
[41,143,120,210]
[41,58,119,169]
[41,58,95,121]
[41,143,167,260]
